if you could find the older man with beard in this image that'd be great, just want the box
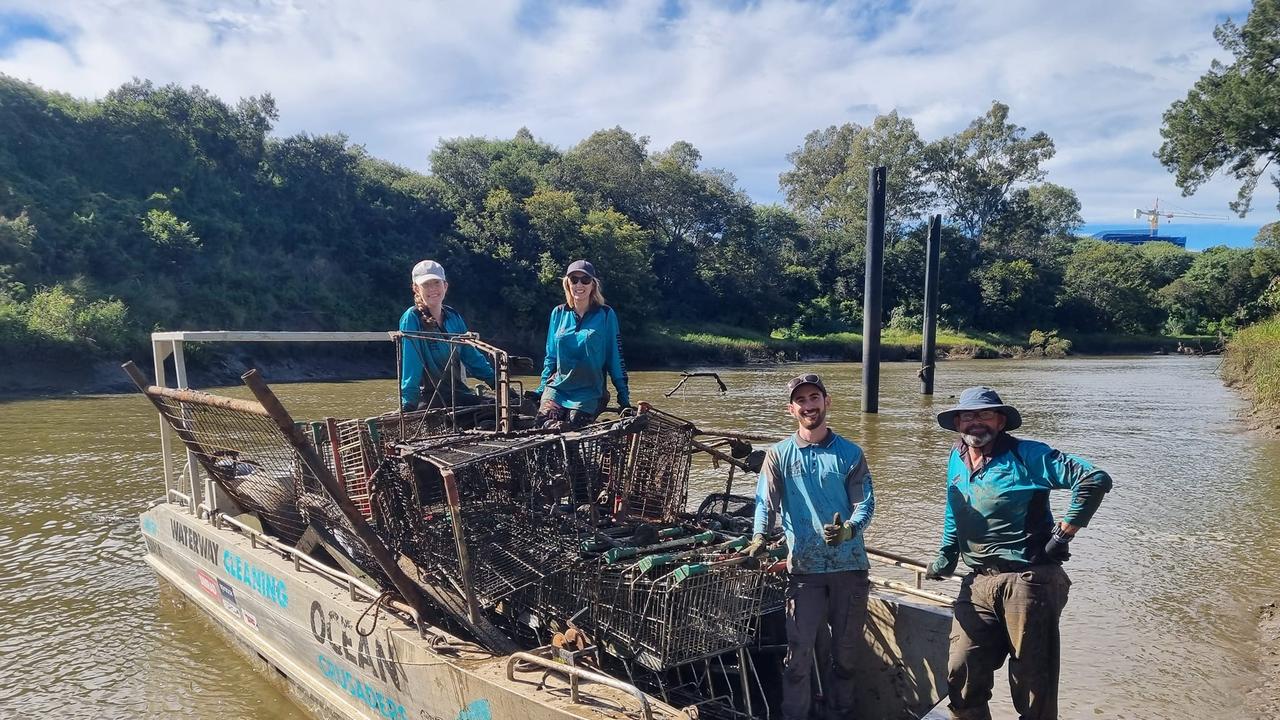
[749,373,875,720]
[924,387,1112,720]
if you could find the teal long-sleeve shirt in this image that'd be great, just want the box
[752,430,875,574]
[536,304,630,413]
[934,433,1112,572]
[398,305,495,409]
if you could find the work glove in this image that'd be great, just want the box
[1043,524,1073,563]
[924,554,957,580]
[744,533,768,559]
[822,512,855,546]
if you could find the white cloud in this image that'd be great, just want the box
[1,0,1275,235]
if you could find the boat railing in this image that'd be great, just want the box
[148,331,395,519]
[866,547,962,605]
[506,647,696,720]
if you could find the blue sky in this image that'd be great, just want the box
[1,1,1275,249]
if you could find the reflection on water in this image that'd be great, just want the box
[1,357,1277,719]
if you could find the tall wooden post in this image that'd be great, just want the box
[921,214,942,394]
[862,166,887,413]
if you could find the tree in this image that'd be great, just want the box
[1160,246,1270,332]
[1059,240,1164,333]
[975,258,1039,328]
[557,127,649,219]
[926,102,1056,239]
[780,111,932,237]
[1157,0,1280,215]
[1257,221,1280,249]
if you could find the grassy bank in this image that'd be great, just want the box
[1222,315,1280,429]
[626,324,1208,367]
[0,322,1220,398]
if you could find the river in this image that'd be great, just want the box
[1,356,1277,719]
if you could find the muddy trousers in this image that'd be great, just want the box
[946,564,1071,720]
[782,570,870,720]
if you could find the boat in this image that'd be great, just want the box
[129,330,961,720]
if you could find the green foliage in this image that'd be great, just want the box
[925,101,1056,239]
[0,284,132,356]
[0,73,1270,370]
[1160,246,1270,333]
[1222,314,1280,418]
[1256,222,1280,249]
[24,285,78,342]
[976,258,1037,327]
[1158,0,1280,215]
[886,305,921,333]
[1026,329,1072,358]
[142,208,201,250]
[1060,241,1164,333]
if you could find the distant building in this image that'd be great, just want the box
[1091,231,1187,248]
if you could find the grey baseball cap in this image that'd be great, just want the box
[786,373,827,400]
[411,259,446,284]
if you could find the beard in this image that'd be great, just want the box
[961,428,996,447]
[797,407,827,430]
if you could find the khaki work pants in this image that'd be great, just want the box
[782,569,870,720]
[947,564,1071,720]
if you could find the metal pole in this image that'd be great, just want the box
[861,166,887,413]
[921,214,942,395]
[151,340,178,511]
[239,369,437,630]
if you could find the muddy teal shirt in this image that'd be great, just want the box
[398,305,495,408]
[934,434,1112,572]
[536,304,630,413]
[752,429,875,574]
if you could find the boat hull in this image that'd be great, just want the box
[140,502,955,720]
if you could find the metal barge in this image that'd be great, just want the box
[131,331,960,720]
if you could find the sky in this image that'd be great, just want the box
[1,0,1276,250]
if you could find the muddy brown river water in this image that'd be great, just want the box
[1,356,1277,718]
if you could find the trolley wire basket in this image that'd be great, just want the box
[611,412,695,522]
[593,550,766,671]
[390,419,641,608]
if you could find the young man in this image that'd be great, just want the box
[925,386,1112,720]
[750,373,875,720]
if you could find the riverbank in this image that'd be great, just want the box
[1222,315,1280,433]
[0,326,1215,398]
[631,324,1213,365]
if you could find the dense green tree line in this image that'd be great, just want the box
[1,74,1276,366]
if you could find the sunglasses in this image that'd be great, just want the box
[567,275,595,285]
[956,409,1001,423]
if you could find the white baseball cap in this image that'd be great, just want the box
[411,260,447,285]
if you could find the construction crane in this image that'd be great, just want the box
[1134,199,1226,236]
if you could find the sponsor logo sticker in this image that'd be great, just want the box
[241,608,259,630]
[218,579,239,614]
[196,569,219,599]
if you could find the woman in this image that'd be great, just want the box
[535,259,631,429]
[398,259,496,411]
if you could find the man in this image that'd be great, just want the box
[749,373,875,720]
[924,386,1112,720]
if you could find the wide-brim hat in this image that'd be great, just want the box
[937,386,1022,431]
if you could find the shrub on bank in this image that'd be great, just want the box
[1222,315,1280,418]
